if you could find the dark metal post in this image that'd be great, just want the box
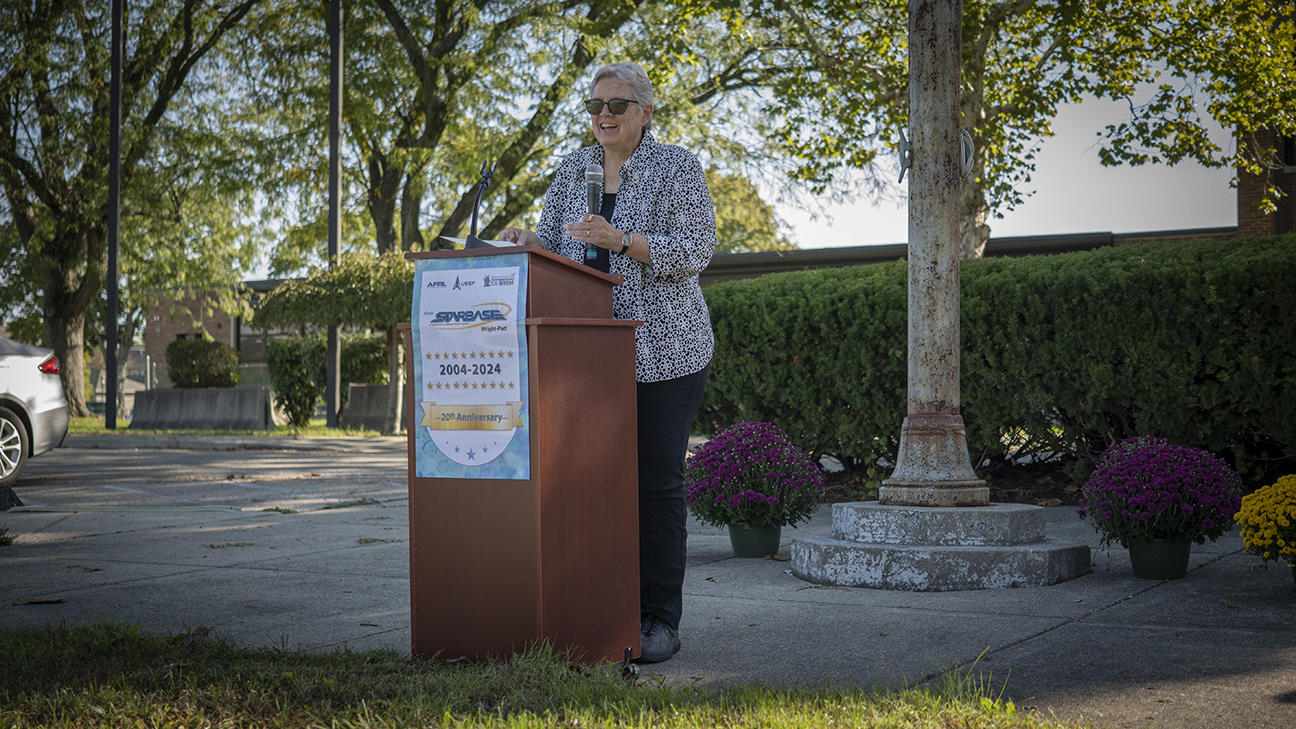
[326,0,343,427]
[878,0,987,506]
[106,0,123,428]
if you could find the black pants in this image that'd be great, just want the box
[637,363,709,631]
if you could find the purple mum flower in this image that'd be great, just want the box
[683,421,827,529]
[1078,439,1242,547]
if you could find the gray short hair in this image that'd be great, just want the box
[591,63,654,130]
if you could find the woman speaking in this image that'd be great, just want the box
[500,62,716,664]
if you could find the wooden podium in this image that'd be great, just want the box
[402,245,640,664]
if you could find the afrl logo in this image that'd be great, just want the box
[427,280,447,288]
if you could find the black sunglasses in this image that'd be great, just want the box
[583,98,639,115]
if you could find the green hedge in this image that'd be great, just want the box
[699,234,1296,480]
[165,338,240,389]
[264,333,388,427]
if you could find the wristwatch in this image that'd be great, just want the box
[620,231,632,254]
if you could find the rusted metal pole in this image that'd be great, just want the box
[878,0,988,507]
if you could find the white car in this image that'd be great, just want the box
[0,335,70,494]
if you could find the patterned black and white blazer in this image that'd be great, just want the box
[536,131,717,383]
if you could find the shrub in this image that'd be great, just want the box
[165,338,239,389]
[960,234,1296,480]
[342,334,388,386]
[699,260,908,472]
[699,234,1296,480]
[264,334,388,427]
[265,336,324,427]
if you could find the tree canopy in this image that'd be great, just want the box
[687,0,1296,256]
[241,0,651,274]
[252,252,413,332]
[0,0,265,414]
[241,0,812,278]
[4,0,1293,419]
[707,169,796,253]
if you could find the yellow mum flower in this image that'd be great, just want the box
[1240,476,1296,564]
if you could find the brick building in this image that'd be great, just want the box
[141,281,286,387]
[1236,129,1296,239]
[142,294,238,374]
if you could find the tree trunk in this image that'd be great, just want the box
[400,169,425,252]
[959,158,991,259]
[482,176,552,239]
[381,327,404,434]
[40,226,102,418]
[368,152,404,255]
[44,302,91,418]
[3,0,255,423]
[114,306,141,417]
[430,7,628,246]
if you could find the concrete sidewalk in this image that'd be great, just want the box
[2,435,1294,728]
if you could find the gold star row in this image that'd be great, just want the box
[426,381,517,391]
[425,350,515,360]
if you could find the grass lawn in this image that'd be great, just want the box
[66,416,395,438]
[0,622,1081,729]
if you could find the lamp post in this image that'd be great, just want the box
[878,0,988,507]
[791,0,1089,591]
[326,0,343,427]
[106,0,122,428]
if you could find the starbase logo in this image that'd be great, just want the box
[430,303,512,329]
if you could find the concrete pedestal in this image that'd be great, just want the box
[880,414,989,506]
[791,502,1091,591]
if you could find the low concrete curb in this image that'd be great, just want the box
[64,433,405,453]
[131,387,275,430]
[339,384,406,433]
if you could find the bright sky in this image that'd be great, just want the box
[778,96,1237,248]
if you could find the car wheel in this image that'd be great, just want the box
[0,406,29,487]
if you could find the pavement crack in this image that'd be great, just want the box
[949,546,1245,674]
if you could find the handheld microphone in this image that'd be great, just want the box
[585,163,603,261]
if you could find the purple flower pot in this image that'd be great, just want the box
[1127,539,1191,580]
[728,522,782,558]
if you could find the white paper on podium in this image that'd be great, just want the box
[438,236,512,248]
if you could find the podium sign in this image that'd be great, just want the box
[412,254,530,479]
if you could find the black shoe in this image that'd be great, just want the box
[639,617,680,663]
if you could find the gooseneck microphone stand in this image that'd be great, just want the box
[465,159,495,249]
